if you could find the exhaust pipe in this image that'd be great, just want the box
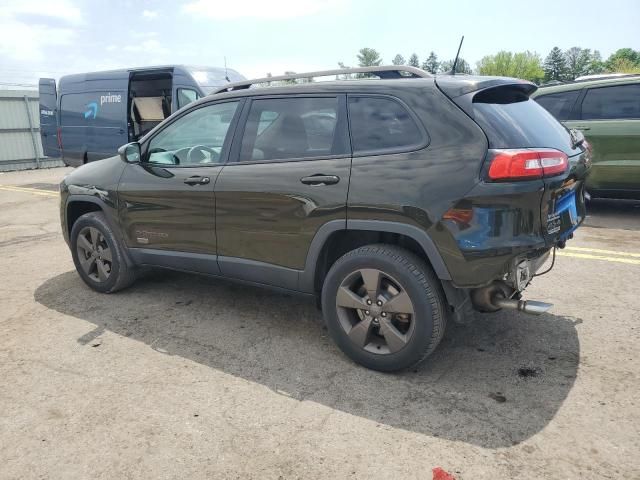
[493,297,552,316]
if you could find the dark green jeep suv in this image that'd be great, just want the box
[60,66,590,371]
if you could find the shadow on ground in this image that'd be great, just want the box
[35,270,580,449]
[584,198,640,231]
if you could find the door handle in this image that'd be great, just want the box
[184,176,210,186]
[574,126,591,131]
[300,175,340,186]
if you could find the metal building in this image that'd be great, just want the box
[0,89,63,172]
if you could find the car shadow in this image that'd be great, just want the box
[585,198,640,231]
[34,269,580,449]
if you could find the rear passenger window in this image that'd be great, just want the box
[239,97,346,162]
[535,90,580,120]
[581,84,640,120]
[348,96,424,154]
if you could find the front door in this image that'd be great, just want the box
[215,95,351,290]
[117,100,242,272]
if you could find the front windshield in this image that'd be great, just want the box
[186,66,246,94]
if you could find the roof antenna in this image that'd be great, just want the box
[448,35,464,75]
[224,56,230,83]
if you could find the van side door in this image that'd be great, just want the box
[38,78,59,158]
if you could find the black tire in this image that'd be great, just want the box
[321,244,446,372]
[70,212,136,293]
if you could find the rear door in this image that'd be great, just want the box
[214,94,351,290]
[38,78,59,158]
[566,83,640,195]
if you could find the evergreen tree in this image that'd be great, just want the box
[408,53,420,68]
[392,54,406,65]
[543,47,568,81]
[357,48,382,67]
[422,51,439,73]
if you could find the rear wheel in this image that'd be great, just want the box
[321,244,446,372]
[70,212,135,293]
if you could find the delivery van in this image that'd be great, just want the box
[39,65,245,166]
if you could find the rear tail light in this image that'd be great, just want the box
[487,148,568,182]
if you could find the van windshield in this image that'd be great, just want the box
[186,67,245,94]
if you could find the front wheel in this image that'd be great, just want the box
[321,245,446,372]
[70,212,136,293]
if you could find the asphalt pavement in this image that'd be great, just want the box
[0,167,638,480]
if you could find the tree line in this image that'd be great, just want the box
[341,47,640,84]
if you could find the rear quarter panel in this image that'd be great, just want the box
[346,84,495,286]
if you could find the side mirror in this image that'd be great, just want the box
[118,142,141,164]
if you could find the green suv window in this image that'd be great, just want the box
[581,84,640,120]
[535,90,580,120]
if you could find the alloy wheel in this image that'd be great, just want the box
[335,268,416,354]
[76,226,113,283]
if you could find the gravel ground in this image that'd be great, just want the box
[0,167,638,480]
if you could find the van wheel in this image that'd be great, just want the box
[70,212,135,293]
[321,244,446,372]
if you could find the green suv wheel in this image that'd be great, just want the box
[321,244,446,372]
[70,212,136,293]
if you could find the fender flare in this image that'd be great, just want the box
[65,194,134,267]
[299,219,452,292]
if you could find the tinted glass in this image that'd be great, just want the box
[581,84,640,120]
[473,91,579,155]
[177,88,200,109]
[239,97,344,162]
[535,90,580,120]
[348,96,423,153]
[60,92,125,127]
[147,101,239,166]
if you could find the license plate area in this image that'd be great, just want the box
[546,191,579,239]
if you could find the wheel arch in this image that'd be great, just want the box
[66,197,105,238]
[300,220,452,295]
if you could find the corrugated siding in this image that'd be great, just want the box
[0,89,62,171]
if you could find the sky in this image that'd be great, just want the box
[0,0,639,86]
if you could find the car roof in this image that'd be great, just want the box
[534,74,640,95]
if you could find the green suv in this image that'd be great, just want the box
[532,75,640,199]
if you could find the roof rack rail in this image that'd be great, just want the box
[210,65,431,95]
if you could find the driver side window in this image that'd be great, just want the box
[146,101,239,166]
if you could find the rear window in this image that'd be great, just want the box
[535,90,580,120]
[472,87,579,155]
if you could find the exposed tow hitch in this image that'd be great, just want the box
[493,297,553,316]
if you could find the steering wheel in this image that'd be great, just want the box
[187,145,220,165]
